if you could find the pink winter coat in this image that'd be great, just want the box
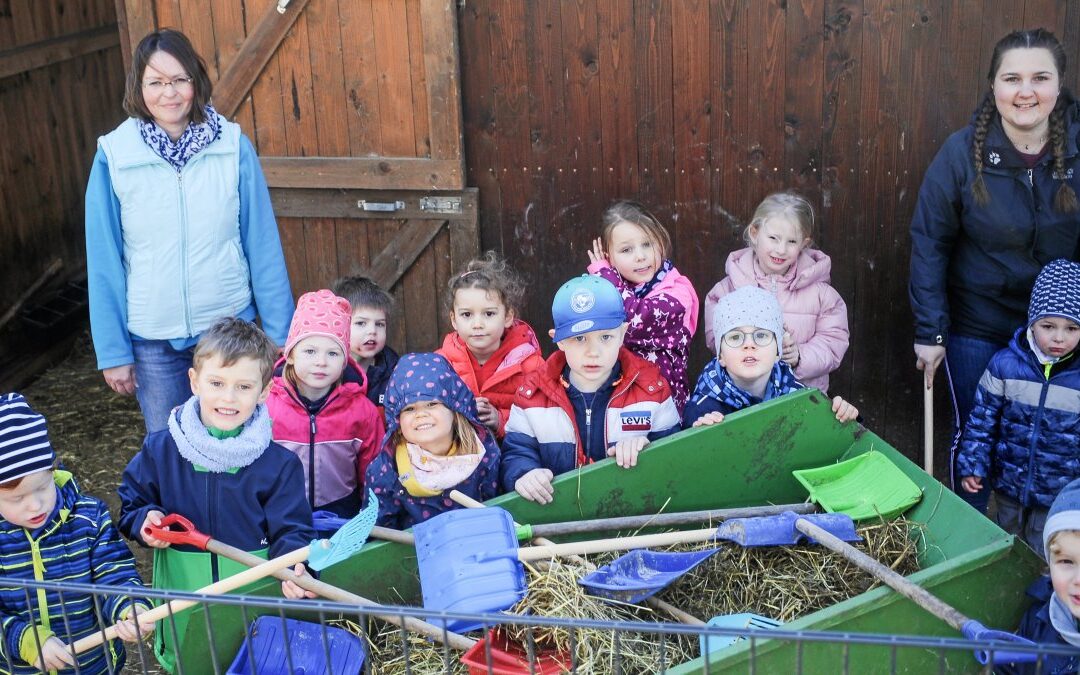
[703,248,849,393]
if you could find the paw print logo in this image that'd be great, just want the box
[988,151,1001,165]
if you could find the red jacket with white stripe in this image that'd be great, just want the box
[500,347,681,491]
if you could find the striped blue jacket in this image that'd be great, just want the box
[957,329,1080,508]
[0,472,149,674]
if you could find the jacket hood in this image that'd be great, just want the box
[382,352,482,440]
[725,247,833,292]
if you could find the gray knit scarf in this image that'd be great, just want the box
[1049,592,1080,647]
[167,396,271,472]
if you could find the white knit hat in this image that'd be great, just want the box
[712,286,784,356]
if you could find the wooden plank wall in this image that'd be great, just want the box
[458,1,1080,459]
[0,1,124,305]
[133,0,465,352]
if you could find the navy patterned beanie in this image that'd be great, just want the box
[1028,259,1080,327]
[0,393,55,485]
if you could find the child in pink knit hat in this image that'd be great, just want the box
[267,290,385,517]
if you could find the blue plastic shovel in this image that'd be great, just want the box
[413,507,724,632]
[720,512,1037,664]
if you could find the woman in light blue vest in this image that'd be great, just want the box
[85,29,294,433]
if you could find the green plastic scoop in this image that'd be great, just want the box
[792,450,922,521]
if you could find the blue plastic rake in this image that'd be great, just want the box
[307,489,379,572]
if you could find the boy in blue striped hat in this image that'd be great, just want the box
[958,259,1080,555]
[0,392,153,673]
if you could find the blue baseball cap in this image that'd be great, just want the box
[551,275,626,342]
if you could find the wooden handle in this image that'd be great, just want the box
[923,381,934,475]
[517,528,719,562]
[793,518,967,631]
[203,538,474,650]
[70,545,311,654]
[531,502,817,538]
[448,490,485,510]
[370,525,416,546]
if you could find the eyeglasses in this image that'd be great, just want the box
[142,76,193,93]
[721,329,775,349]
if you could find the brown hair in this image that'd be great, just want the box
[971,28,1078,212]
[446,251,525,316]
[601,200,672,261]
[123,29,213,125]
[332,276,394,315]
[744,192,816,246]
[390,408,483,456]
[192,317,279,386]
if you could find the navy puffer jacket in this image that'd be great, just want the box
[909,95,1080,347]
[956,328,1080,508]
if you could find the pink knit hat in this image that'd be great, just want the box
[284,289,352,357]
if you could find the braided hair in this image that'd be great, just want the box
[971,28,1078,212]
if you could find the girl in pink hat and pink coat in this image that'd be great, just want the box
[267,290,385,518]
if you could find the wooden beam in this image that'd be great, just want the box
[213,0,313,120]
[420,0,464,165]
[260,157,464,190]
[270,187,477,220]
[0,25,119,80]
[118,0,156,76]
[363,220,447,290]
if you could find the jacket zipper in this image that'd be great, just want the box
[1021,377,1051,505]
[177,170,193,336]
[308,413,317,508]
[206,471,220,582]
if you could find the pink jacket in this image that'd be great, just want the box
[266,358,385,512]
[703,248,849,393]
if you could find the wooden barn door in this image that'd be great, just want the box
[115,0,476,352]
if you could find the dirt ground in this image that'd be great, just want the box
[23,331,163,673]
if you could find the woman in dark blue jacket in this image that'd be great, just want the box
[909,28,1080,510]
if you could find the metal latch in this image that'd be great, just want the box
[356,200,405,212]
[419,196,463,214]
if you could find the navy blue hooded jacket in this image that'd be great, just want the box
[909,96,1080,346]
[998,576,1080,675]
[956,328,1080,508]
[365,345,399,410]
[364,353,500,529]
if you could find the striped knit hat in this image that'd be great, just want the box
[1029,259,1080,327]
[0,393,55,485]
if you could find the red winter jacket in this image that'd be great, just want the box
[266,357,385,515]
[437,319,544,438]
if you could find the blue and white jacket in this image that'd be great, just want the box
[86,115,294,370]
[0,472,150,675]
[956,328,1080,508]
[500,348,681,492]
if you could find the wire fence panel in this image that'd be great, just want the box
[3,577,1076,675]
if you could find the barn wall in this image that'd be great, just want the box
[0,1,126,383]
[457,1,1080,460]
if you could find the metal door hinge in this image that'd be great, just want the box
[419,196,463,214]
[357,200,405,212]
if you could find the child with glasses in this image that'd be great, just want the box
[683,286,858,428]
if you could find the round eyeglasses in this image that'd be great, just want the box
[142,76,193,93]
[721,329,775,349]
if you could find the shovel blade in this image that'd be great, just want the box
[715,511,860,547]
[578,547,720,603]
[414,507,526,632]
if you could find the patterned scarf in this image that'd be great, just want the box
[138,104,222,172]
[632,259,674,298]
[168,396,271,472]
[690,358,802,411]
[396,434,485,497]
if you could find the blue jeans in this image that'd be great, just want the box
[132,339,195,434]
[945,334,1006,514]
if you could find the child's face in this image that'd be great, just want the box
[399,400,455,456]
[750,216,809,276]
[607,221,662,285]
[450,288,515,362]
[0,469,56,530]
[1031,316,1080,359]
[288,335,347,400]
[718,325,779,386]
[1050,531,1080,620]
[557,324,627,392]
[350,306,387,364]
[188,355,269,431]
